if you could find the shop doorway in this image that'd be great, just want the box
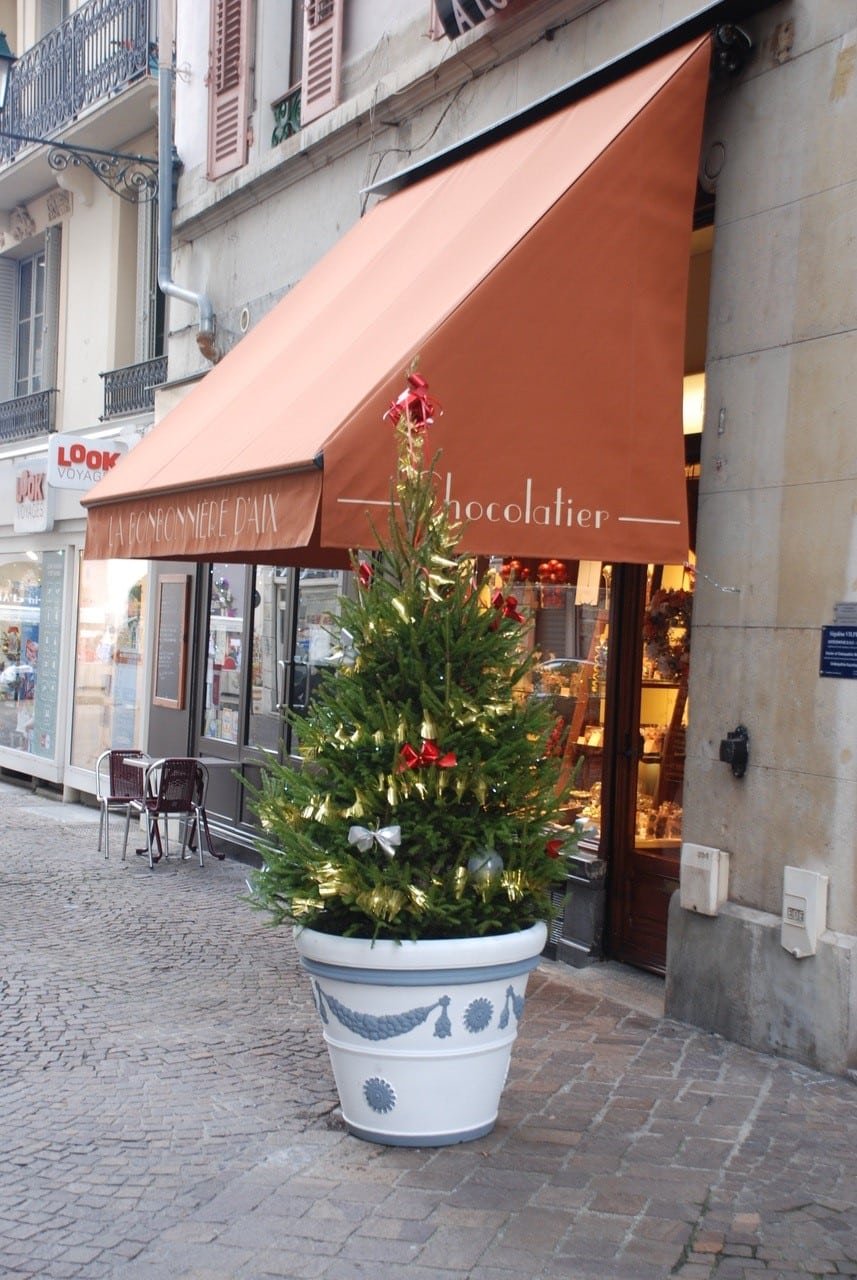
[602,563,693,974]
[193,562,356,857]
[516,553,693,975]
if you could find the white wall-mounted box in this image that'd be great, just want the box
[781,866,828,958]
[680,843,730,916]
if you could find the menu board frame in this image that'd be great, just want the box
[153,574,190,709]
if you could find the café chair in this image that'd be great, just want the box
[95,748,147,861]
[122,756,208,870]
[186,763,224,861]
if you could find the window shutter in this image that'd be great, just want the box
[135,200,156,362]
[38,0,65,38]
[42,224,62,391]
[301,0,344,126]
[0,259,19,403]
[207,0,252,180]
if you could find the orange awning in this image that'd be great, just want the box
[83,36,710,566]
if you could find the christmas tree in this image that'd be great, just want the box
[249,372,565,941]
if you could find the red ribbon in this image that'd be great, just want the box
[545,838,564,860]
[358,560,373,589]
[491,590,525,623]
[384,373,442,434]
[397,739,457,772]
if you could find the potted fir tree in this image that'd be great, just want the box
[249,372,566,1146]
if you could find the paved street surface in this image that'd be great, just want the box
[1,778,856,1280]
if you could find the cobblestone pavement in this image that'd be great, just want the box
[1,780,856,1280]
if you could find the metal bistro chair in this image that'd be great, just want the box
[122,757,210,870]
[95,748,147,861]
[187,762,224,861]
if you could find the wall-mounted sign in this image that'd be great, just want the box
[48,435,128,491]
[153,574,190,710]
[820,626,857,679]
[14,456,54,533]
[435,0,524,39]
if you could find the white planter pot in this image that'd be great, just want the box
[294,921,547,1146]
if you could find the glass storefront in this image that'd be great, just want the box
[203,563,249,745]
[201,562,356,758]
[70,557,148,768]
[193,554,691,971]
[635,564,692,846]
[496,557,610,843]
[0,552,64,758]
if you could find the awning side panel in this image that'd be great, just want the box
[322,37,710,564]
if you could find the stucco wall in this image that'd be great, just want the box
[667,1,857,1070]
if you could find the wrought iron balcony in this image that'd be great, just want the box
[0,0,153,166]
[0,389,56,441]
[272,86,301,146]
[100,354,166,420]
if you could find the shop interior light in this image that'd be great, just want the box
[683,373,705,434]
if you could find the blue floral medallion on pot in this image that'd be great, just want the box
[463,997,493,1033]
[363,1077,397,1114]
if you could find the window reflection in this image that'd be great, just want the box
[247,566,288,754]
[70,558,147,767]
[203,564,247,744]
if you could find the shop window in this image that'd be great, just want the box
[497,557,609,840]
[201,562,356,756]
[70,559,148,769]
[635,565,693,846]
[203,563,249,743]
[0,552,65,758]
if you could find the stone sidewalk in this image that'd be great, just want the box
[1,779,855,1280]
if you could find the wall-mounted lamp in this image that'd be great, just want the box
[0,31,159,203]
[719,725,749,778]
[712,25,754,78]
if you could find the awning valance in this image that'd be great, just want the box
[83,36,710,566]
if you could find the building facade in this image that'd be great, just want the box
[9,0,857,1077]
[0,0,163,793]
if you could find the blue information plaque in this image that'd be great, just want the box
[820,626,857,679]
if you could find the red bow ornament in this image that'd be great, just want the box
[384,373,442,434]
[358,560,373,589]
[397,738,457,772]
[545,838,564,860]
[491,590,525,624]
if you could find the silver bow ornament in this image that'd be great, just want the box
[347,824,402,858]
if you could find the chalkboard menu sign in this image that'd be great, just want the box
[153,575,190,709]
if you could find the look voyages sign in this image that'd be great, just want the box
[48,435,128,491]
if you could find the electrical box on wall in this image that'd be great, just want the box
[680,843,730,916]
[781,866,828,958]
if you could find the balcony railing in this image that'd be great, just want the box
[272,85,301,146]
[100,354,166,420]
[0,390,56,441]
[0,0,152,165]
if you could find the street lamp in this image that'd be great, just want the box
[0,32,16,113]
[0,32,159,202]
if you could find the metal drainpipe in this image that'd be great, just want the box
[157,63,217,363]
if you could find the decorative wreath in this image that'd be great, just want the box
[643,588,693,679]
